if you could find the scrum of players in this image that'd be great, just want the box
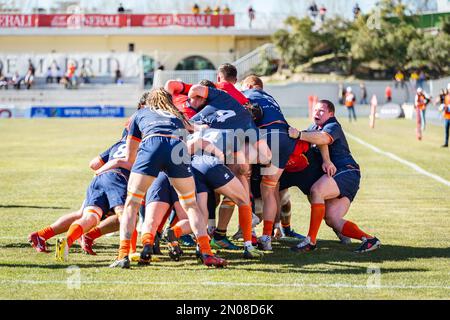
[28,63,380,269]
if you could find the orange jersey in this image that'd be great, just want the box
[345,93,355,107]
[444,94,450,119]
[415,94,428,110]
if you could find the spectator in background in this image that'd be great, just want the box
[394,70,405,89]
[359,82,368,104]
[56,66,63,84]
[385,85,392,103]
[204,5,212,15]
[45,67,53,83]
[248,6,255,28]
[115,68,123,85]
[415,87,431,132]
[24,67,34,89]
[28,59,35,77]
[319,5,327,22]
[223,5,231,15]
[338,83,345,105]
[213,5,220,15]
[309,2,319,20]
[410,70,419,90]
[353,3,361,19]
[80,64,91,84]
[0,72,8,89]
[12,71,23,90]
[117,3,125,13]
[417,70,426,90]
[192,3,200,15]
[344,86,357,122]
[438,84,450,147]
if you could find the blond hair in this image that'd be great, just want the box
[146,87,189,126]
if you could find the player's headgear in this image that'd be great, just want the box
[417,87,423,93]
[346,86,352,93]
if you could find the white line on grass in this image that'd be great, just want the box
[0,279,449,290]
[346,133,450,187]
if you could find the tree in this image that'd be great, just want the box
[407,32,450,74]
[272,17,316,71]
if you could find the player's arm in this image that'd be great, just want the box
[288,127,333,145]
[188,84,209,99]
[89,156,106,171]
[317,144,336,177]
[164,80,191,95]
[186,136,225,162]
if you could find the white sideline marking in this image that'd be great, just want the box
[346,133,450,187]
[0,279,449,290]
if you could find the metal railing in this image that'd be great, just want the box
[152,69,217,88]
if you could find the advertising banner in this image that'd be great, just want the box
[30,106,125,118]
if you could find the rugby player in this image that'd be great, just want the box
[288,99,381,253]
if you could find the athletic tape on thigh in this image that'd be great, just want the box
[84,206,103,221]
[178,191,196,205]
[127,188,146,203]
[220,198,236,209]
[261,176,278,188]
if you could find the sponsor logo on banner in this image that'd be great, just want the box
[30,106,124,118]
[0,106,14,118]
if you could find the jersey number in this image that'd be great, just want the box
[112,144,127,159]
[215,110,236,123]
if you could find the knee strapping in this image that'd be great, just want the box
[261,176,278,188]
[178,191,196,207]
[127,188,146,204]
[254,198,263,216]
[280,190,291,206]
[83,206,103,221]
[220,198,235,209]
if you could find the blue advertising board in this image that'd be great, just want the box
[30,106,125,118]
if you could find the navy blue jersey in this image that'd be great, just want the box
[242,88,288,130]
[191,87,254,130]
[128,107,185,142]
[309,117,358,169]
[98,140,130,177]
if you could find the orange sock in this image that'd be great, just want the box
[118,239,131,259]
[85,227,102,240]
[172,225,183,238]
[67,224,83,247]
[263,220,274,237]
[197,235,213,256]
[341,221,372,240]
[307,203,326,244]
[130,229,138,254]
[141,232,155,246]
[238,204,253,242]
[37,226,55,240]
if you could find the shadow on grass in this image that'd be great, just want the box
[0,205,70,210]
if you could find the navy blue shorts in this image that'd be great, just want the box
[191,155,235,194]
[279,161,324,195]
[85,172,127,217]
[132,136,192,178]
[333,164,361,202]
[146,172,179,205]
[261,129,296,169]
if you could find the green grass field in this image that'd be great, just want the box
[0,117,449,300]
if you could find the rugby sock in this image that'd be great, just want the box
[308,203,326,244]
[263,220,274,237]
[197,235,213,256]
[85,227,102,240]
[37,226,55,240]
[141,232,155,246]
[172,225,183,239]
[341,221,372,240]
[66,224,83,247]
[118,240,131,259]
[213,229,227,241]
[130,229,138,254]
[281,223,291,232]
[238,204,253,242]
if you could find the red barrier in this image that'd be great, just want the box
[0,14,235,28]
